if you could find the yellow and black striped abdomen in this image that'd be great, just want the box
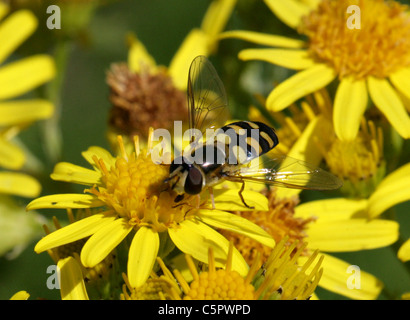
[215,121,279,165]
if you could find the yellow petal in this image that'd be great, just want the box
[0,10,37,65]
[168,29,210,90]
[266,64,336,112]
[390,67,410,102]
[58,257,89,300]
[219,30,305,48]
[0,172,41,198]
[396,85,410,113]
[34,213,116,253]
[0,99,53,126]
[333,78,368,141]
[287,115,331,164]
[300,253,383,300]
[0,137,25,170]
[81,146,115,170]
[0,55,55,101]
[127,226,159,288]
[26,194,105,211]
[168,218,248,276]
[367,76,410,139]
[275,115,333,199]
[81,217,132,268]
[306,219,399,252]
[50,162,102,186]
[264,0,313,29]
[127,33,157,73]
[201,0,236,40]
[205,188,269,211]
[10,291,30,300]
[239,48,314,70]
[197,209,275,247]
[367,162,410,218]
[375,162,410,190]
[295,198,368,222]
[398,238,410,263]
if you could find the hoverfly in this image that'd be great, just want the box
[167,56,342,208]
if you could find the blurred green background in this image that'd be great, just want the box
[1,0,410,300]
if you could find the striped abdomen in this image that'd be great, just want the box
[214,121,279,165]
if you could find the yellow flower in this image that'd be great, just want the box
[296,196,400,299]
[27,131,274,289]
[224,103,403,298]
[0,3,55,197]
[153,239,323,300]
[221,0,410,141]
[107,0,236,142]
[222,189,399,300]
[248,89,410,273]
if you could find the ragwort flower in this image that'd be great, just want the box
[27,131,274,288]
[222,189,400,300]
[150,239,323,300]
[221,0,410,141]
[249,88,410,284]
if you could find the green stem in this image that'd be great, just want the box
[43,39,72,165]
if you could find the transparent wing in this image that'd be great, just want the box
[225,153,343,191]
[187,56,230,145]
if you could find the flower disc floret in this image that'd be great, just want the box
[184,269,255,300]
[301,0,410,79]
[87,151,169,223]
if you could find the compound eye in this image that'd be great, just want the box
[184,167,203,195]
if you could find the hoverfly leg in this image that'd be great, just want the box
[239,180,254,209]
[172,194,186,209]
[208,187,216,209]
[196,194,201,209]
[174,194,184,203]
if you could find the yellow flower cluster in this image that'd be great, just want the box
[2,0,410,302]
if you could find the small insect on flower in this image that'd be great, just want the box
[167,56,342,208]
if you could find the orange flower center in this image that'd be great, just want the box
[301,0,410,79]
[220,190,314,264]
[184,269,255,300]
[86,137,194,232]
